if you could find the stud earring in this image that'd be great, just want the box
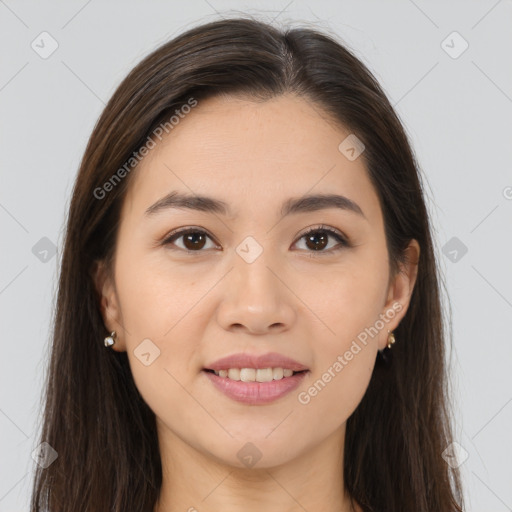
[104,331,116,348]
[387,330,396,349]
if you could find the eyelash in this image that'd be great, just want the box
[161,224,350,256]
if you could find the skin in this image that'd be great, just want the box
[94,93,419,512]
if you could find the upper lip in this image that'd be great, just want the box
[204,352,309,372]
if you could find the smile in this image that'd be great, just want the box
[202,369,308,405]
[209,367,300,382]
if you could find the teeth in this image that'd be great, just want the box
[211,367,301,382]
[240,368,256,382]
[273,367,284,380]
[228,368,240,381]
[255,368,273,382]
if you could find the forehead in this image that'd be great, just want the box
[123,93,381,224]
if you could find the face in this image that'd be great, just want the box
[95,93,419,468]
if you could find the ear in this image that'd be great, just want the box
[379,239,420,350]
[91,259,126,352]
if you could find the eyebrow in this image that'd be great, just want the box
[144,191,366,220]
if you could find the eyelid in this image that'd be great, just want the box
[161,225,220,250]
[297,224,348,243]
[293,224,350,254]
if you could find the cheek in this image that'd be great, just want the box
[304,256,389,345]
[293,344,375,446]
[114,241,207,337]
[113,246,206,403]
[297,269,384,432]
[298,251,387,401]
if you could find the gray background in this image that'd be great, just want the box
[1,1,511,510]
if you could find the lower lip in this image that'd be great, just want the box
[202,370,308,405]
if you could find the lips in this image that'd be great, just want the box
[203,369,308,405]
[202,352,309,405]
[204,352,309,372]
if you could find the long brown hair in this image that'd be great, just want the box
[30,17,465,511]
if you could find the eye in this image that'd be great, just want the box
[162,224,349,254]
[162,227,218,253]
[293,224,349,254]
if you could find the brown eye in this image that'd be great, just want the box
[182,232,207,250]
[163,228,217,252]
[294,226,348,254]
[304,231,329,251]
[162,225,349,255]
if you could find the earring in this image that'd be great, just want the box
[387,330,396,349]
[104,331,116,347]
[377,330,396,366]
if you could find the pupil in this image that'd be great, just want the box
[307,232,327,251]
[185,233,205,250]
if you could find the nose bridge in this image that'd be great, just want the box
[233,232,281,301]
[216,231,295,333]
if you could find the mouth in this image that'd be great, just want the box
[202,352,309,404]
[202,368,309,405]
[203,367,307,382]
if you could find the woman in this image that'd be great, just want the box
[30,17,465,512]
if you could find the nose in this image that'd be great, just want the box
[216,251,296,335]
